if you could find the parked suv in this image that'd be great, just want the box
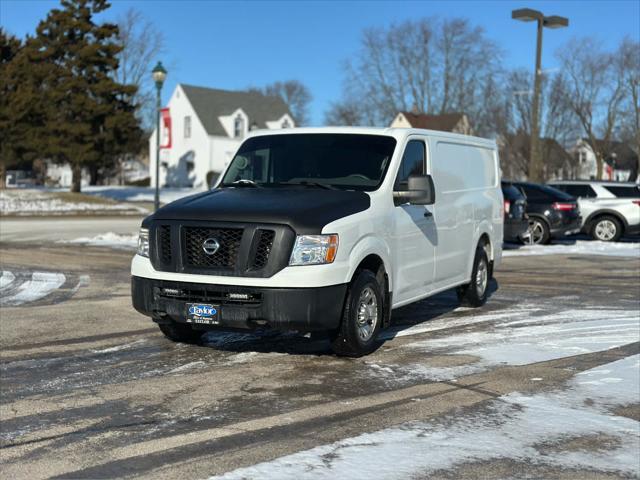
[548,181,640,242]
[501,181,528,242]
[512,182,581,245]
[132,128,503,356]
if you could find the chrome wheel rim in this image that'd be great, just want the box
[595,220,617,241]
[476,258,488,297]
[527,219,545,245]
[356,286,378,342]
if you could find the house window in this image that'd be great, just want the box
[234,114,244,138]
[281,118,291,129]
[184,116,191,138]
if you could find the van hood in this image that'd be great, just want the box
[147,187,371,234]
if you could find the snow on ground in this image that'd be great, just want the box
[52,186,199,203]
[60,232,138,250]
[372,305,640,382]
[0,271,66,307]
[0,190,147,215]
[212,355,640,480]
[503,240,640,257]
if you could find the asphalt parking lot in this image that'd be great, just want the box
[1,232,639,479]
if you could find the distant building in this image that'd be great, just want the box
[390,111,473,135]
[150,84,295,189]
[572,139,638,182]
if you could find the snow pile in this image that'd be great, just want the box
[0,190,147,215]
[212,355,640,480]
[504,240,640,258]
[61,232,138,250]
[0,271,66,307]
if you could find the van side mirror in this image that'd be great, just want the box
[393,174,436,205]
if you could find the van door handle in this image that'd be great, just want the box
[424,210,433,218]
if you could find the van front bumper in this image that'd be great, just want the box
[131,276,347,332]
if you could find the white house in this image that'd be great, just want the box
[571,139,638,182]
[389,111,473,135]
[150,84,295,189]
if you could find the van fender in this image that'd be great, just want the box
[346,235,393,292]
[466,221,494,281]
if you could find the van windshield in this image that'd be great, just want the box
[220,134,397,191]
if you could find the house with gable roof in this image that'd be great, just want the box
[150,84,295,189]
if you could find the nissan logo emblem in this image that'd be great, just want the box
[202,238,221,255]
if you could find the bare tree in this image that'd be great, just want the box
[262,80,312,126]
[332,17,503,136]
[616,37,640,180]
[114,8,164,130]
[557,37,625,180]
[324,99,367,126]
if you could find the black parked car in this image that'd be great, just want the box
[501,181,529,242]
[512,182,581,245]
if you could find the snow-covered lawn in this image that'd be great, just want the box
[52,185,199,203]
[503,240,640,258]
[59,232,138,249]
[0,189,148,216]
[212,355,640,480]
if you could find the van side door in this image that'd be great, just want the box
[391,137,437,305]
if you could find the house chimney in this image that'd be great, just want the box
[411,103,420,115]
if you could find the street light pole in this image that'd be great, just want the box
[151,61,167,212]
[530,18,544,182]
[512,9,568,183]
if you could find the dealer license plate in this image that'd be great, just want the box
[186,303,220,325]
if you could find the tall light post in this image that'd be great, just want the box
[152,61,167,211]
[512,8,568,182]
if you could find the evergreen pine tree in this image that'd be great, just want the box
[24,0,142,192]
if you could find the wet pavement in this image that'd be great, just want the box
[0,241,638,479]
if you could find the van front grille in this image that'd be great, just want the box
[159,225,172,263]
[150,222,295,278]
[251,230,275,270]
[184,227,243,269]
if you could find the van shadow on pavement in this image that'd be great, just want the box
[197,279,498,356]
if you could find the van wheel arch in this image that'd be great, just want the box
[352,254,392,328]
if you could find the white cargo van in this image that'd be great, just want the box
[132,128,503,356]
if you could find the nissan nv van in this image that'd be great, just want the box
[132,128,503,356]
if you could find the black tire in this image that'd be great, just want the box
[456,244,490,308]
[590,215,623,242]
[158,322,202,344]
[520,216,550,245]
[331,269,384,357]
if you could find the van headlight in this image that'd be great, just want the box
[289,234,339,266]
[137,228,150,257]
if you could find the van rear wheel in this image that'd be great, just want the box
[158,322,202,344]
[331,269,383,357]
[456,244,489,307]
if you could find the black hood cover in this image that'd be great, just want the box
[145,187,371,234]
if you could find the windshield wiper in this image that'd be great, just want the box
[280,181,338,190]
[223,179,261,188]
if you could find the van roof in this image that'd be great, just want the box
[247,126,497,148]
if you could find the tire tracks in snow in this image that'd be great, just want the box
[0,270,89,307]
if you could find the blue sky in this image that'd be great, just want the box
[2,0,639,125]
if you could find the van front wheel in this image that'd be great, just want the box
[331,270,383,357]
[456,245,489,307]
